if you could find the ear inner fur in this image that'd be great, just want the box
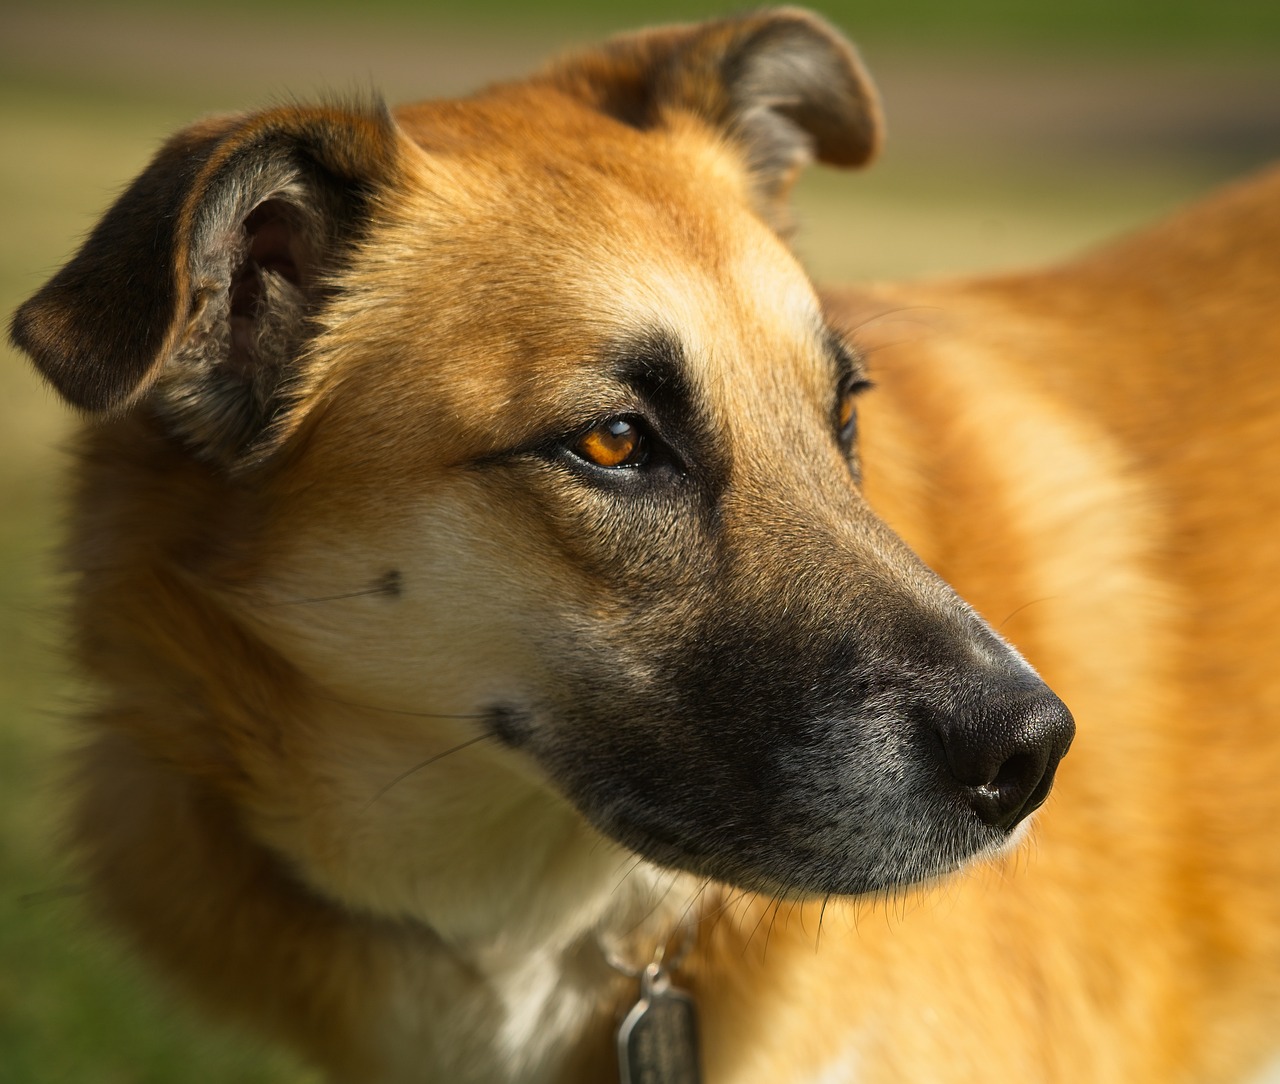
[539,8,882,225]
[9,105,402,435]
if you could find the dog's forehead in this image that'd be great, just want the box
[391,87,816,315]
[309,88,833,454]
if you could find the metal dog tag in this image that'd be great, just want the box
[617,961,702,1084]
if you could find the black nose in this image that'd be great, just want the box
[931,671,1075,830]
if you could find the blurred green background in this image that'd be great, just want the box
[1,2,1277,1080]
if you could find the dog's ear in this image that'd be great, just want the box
[545,7,882,228]
[10,103,401,460]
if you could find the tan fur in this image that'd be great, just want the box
[11,9,1280,1083]
[813,168,1280,1081]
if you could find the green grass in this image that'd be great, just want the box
[0,4,1270,1079]
[0,468,319,1083]
[0,456,319,1078]
[0,51,322,1084]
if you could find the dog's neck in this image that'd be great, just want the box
[82,712,698,1083]
[95,674,700,1083]
[277,713,701,1084]
[317,712,702,1081]
[370,876,696,1084]
[237,689,698,961]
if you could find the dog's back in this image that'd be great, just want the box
[765,163,1280,1082]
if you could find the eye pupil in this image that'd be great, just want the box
[575,417,645,468]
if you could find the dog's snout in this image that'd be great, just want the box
[932,675,1075,830]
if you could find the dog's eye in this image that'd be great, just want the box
[836,378,873,446]
[572,417,649,469]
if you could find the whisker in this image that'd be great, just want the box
[827,302,943,337]
[744,895,774,955]
[725,888,752,923]
[611,854,649,896]
[699,886,738,936]
[797,896,811,940]
[620,869,687,939]
[660,876,714,952]
[679,878,714,930]
[364,733,495,808]
[762,894,784,962]
[694,885,734,936]
[998,596,1057,629]
[265,586,392,606]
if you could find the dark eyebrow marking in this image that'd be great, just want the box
[464,329,711,474]
[607,328,699,430]
[605,328,727,499]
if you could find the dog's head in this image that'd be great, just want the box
[12,10,1072,906]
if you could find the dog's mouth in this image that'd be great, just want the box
[493,642,1072,899]
[584,777,1011,898]
[498,709,1032,899]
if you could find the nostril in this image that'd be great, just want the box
[969,751,1052,829]
[931,681,1074,831]
[992,752,1037,793]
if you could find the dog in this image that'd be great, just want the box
[10,8,1280,1082]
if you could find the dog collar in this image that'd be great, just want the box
[602,921,703,1084]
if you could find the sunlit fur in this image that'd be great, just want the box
[10,8,1280,1084]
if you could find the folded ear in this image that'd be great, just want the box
[544,7,882,228]
[10,103,401,460]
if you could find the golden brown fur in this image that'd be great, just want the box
[816,167,1280,1081]
[10,8,1280,1083]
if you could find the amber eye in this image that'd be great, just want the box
[837,388,859,445]
[835,377,873,446]
[573,417,648,469]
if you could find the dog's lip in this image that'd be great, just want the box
[600,791,1014,898]
[602,809,736,877]
[612,810,709,859]
[606,811,978,899]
